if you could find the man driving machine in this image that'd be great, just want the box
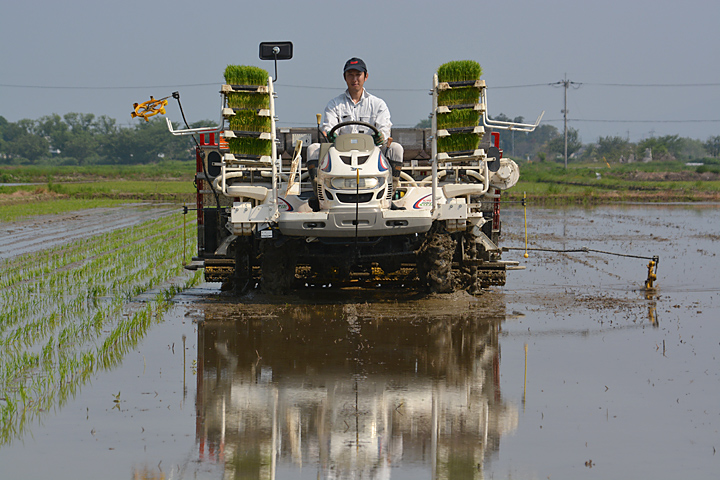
[306,57,404,193]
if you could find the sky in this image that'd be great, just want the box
[1,0,719,143]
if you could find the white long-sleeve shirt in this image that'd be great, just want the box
[320,89,392,139]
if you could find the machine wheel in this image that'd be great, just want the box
[260,239,297,294]
[417,224,456,293]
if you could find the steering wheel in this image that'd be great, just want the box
[328,120,379,140]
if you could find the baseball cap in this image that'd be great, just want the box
[343,57,367,74]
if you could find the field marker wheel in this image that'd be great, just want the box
[260,239,297,294]
[232,237,253,293]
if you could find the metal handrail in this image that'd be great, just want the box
[481,88,544,132]
[165,117,221,136]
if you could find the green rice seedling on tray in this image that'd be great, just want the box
[437,133,480,154]
[224,65,269,86]
[226,92,270,110]
[436,109,481,130]
[228,138,272,157]
[223,66,271,129]
[228,111,272,133]
[437,60,482,107]
[438,87,480,107]
[437,60,482,83]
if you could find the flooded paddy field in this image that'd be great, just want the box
[0,203,179,260]
[1,204,719,479]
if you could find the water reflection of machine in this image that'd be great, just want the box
[193,297,517,479]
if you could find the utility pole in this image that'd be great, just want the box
[551,75,581,169]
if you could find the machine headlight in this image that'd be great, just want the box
[329,176,380,190]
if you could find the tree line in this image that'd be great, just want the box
[2,112,719,166]
[0,114,215,166]
[418,114,720,164]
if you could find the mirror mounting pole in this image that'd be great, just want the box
[271,46,280,82]
[259,42,293,83]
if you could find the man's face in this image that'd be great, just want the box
[344,69,367,93]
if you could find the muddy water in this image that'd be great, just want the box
[1,204,719,479]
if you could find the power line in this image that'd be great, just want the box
[584,82,720,87]
[492,83,552,89]
[0,83,217,90]
[277,84,427,92]
[544,118,720,123]
[277,83,551,91]
[0,82,429,93]
[2,80,719,91]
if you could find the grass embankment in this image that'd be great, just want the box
[2,159,720,217]
[0,161,194,184]
[506,160,720,204]
[0,161,196,220]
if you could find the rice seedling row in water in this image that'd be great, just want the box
[0,230,189,360]
[69,275,198,418]
[0,214,200,444]
[0,213,178,290]
[0,226,112,285]
[1,272,202,444]
[0,215,185,309]
[0,238,179,344]
[0,215,190,339]
[6,210,177,278]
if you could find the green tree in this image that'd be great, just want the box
[681,138,707,161]
[546,127,582,160]
[514,124,559,159]
[487,113,524,155]
[637,135,684,160]
[704,135,720,157]
[37,114,71,154]
[93,115,118,136]
[107,117,192,164]
[1,118,49,162]
[63,132,100,164]
[63,113,96,133]
[595,136,633,161]
[6,132,49,163]
[0,116,8,154]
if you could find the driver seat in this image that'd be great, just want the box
[316,133,375,163]
[334,133,375,153]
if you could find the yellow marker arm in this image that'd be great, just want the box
[131,96,169,122]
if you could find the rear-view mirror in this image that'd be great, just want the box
[259,42,293,60]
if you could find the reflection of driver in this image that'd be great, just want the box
[307,57,404,179]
